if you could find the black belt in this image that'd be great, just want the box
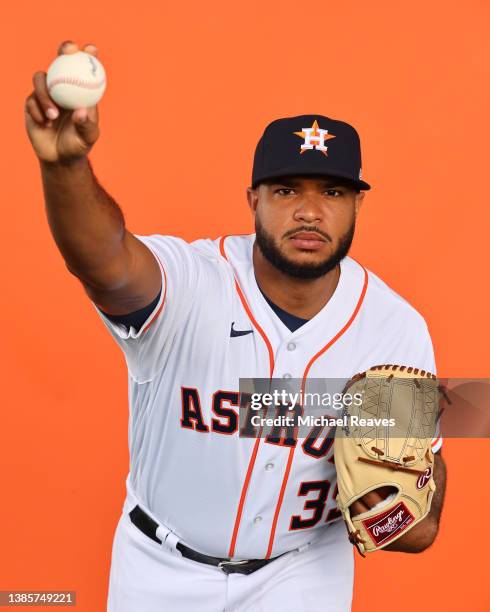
[128,505,283,575]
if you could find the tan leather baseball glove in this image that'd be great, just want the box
[334,364,440,555]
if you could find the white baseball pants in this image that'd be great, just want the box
[106,493,354,612]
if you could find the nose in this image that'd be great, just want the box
[292,194,323,224]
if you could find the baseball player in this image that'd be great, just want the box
[25,41,446,612]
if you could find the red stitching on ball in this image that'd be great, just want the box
[48,76,105,90]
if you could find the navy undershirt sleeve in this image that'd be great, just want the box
[99,288,162,333]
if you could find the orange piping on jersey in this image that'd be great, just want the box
[264,265,369,559]
[219,236,274,375]
[302,266,369,381]
[220,235,275,558]
[228,436,262,558]
[142,253,168,334]
[431,435,441,448]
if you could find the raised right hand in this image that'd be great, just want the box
[24,41,101,163]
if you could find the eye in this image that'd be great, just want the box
[276,188,295,195]
[325,189,342,197]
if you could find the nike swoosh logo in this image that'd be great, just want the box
[230,322,254,337]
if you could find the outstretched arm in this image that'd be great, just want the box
[25,41,161,315]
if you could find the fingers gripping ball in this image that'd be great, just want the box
[46,51,106,110]
[334,364,441,555]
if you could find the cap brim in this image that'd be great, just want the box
[252,167,371,191]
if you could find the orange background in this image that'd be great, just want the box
[1,1,489,610]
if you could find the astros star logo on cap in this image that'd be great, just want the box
[294,120,336,156]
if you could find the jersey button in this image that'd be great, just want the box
[265,463,275,471]
[282,373,292,379]
[254,516,263,524]
[287,342,296,352]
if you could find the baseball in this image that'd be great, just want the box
[46,51,106,110]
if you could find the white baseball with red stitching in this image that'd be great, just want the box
[46,51,106,110]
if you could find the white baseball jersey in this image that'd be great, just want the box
[95,233,441,561]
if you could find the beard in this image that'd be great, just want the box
[255,217,355,280]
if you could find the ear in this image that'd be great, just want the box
[247,186,259,215]
[354,191,365,217]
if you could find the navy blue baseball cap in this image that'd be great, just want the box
[251,114,371,191]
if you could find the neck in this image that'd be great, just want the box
[252,242,341,320]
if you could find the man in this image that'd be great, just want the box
[25,41,446,612]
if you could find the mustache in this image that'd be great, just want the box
[283,226,332,242]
